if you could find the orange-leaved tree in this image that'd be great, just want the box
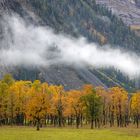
[26,80,50,130]
[130,92,140,128]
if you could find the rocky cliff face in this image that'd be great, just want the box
[135,0,140,7]
[96,0,140,26]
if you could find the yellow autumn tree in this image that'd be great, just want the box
[96,86,109,126]
[0,81,9,125]
[26,80,50,131]
[109,87,128,127]
[49,85,65,127]
[130,92,140,128]
[66,90,85,128]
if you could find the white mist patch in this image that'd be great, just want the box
[0,14,140,78]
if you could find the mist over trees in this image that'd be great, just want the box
[4,0,139,92]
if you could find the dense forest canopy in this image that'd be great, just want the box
[0,74,140,130]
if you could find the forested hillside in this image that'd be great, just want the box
[27,0,140,51]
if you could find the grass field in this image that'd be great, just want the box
[0,127,140,140]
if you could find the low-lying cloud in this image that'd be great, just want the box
[0,14,140,78]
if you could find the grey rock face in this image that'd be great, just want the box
[96,0,140,26]
[135,0,140,7]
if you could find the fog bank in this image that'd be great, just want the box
[0,14,140,78]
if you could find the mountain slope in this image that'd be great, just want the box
[25,0,140,51]
[0,0,139,91]
[0,0,107,90]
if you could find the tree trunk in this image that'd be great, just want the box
[91,117,94,129]
[136,115,139,128]
[76,115,80,129]
[80,114,83,127]
[36,120,40,131]
[70,115,73,126]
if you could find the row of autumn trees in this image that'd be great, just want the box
[0,75,140,130]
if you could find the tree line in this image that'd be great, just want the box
[0,74,140,130]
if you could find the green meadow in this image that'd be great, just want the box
[0,127,140,140]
